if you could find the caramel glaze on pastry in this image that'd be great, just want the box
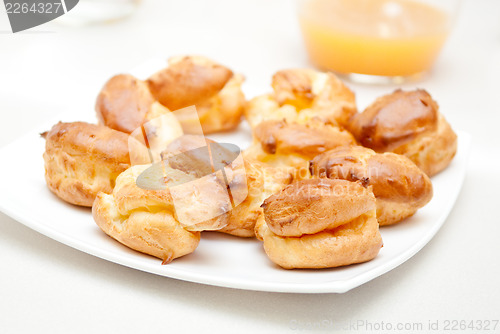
[254,179,382,269]
[148,55,233,110]
[96,56,246,135]
[243,119,356,177]
[147,55,246,134]
[95,74,168,134]
[309,146,433,226]
[245,68,357,128]
[348,89,457,176]
[43,122,131,207]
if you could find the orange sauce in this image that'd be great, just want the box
[299,0,450,76]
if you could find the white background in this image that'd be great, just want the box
[1,0,499,333]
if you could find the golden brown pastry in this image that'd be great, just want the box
[95,74,171,134]
[153,133,293,237]
[158,135,289,238]
[159,134,224,172]
[134,135,250,232]
[147,55,246,134]
[245,69,357,128]
[254,179,382,269]
[348,89,457,176]
[243,119,356,177]
[43,122,132,207]
[127,110,184,165]
[220,160,294,237]
[309,146,433,226]
[93,165,211,264]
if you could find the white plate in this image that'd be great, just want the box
[0,58,470,293]
[0,120,469,293]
